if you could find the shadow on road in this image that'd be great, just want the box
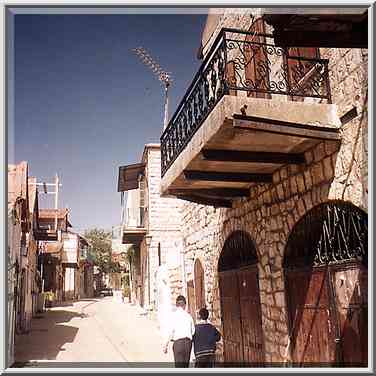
[13,308,89,365]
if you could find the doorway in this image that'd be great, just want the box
[218,230,265,366]
[284,201,368,366]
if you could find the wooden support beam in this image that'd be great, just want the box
[184,170,273,183]
[169,187,250,198]
[273,29,367,49]
[202,149,305,165]
[233,114,340,141]
[177,194,233,208]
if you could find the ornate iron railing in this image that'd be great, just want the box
[284,201,368,268]
[161,28,332,177]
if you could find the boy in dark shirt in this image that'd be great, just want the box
[192,308,221,367]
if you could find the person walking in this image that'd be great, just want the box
[163,295,195,367]
[192,308,221,367]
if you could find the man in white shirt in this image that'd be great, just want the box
[163,295,195,367]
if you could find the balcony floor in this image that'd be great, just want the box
[161,95,341,206]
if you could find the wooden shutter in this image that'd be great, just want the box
[226,61,237,96]
[245,18,271,99]
[287,47,319,102]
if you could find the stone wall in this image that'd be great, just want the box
[143,145,184,307]
[178,9,368,364]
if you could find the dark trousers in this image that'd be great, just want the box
[172,338,192,367]
[195,354,215,368]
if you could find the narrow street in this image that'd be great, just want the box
[14,297,174,367]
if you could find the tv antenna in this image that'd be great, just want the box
[132,46,173,130]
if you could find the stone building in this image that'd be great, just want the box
[159,9,368,366]
[8,163,43,365]
[8,162,29,365]
[38,208,72,304]
[117,144,184,332]
[61,231,92,301]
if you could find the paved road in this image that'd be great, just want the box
[14,297,174,366]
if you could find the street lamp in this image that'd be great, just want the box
[145,235,152,310]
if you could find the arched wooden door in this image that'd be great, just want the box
[284,201,368,366]
[194,259,205,311]
[187,259,206,322]
[218,231,264,366]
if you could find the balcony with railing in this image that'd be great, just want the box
[122,206,146,246]
[160,28,341,206]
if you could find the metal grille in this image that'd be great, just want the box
[284,201,368,268]
[218,230,258,272]
[160,27,331,177]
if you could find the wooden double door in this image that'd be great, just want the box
[286,262,368,366]
[219,265,264,366]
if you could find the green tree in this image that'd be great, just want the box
[84,228,119,274]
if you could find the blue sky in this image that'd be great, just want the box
[13,12,207,232]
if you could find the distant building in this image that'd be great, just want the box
[38,208,72,304]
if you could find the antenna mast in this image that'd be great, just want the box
[132,47,173,130]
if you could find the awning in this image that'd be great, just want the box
[117,163,145,192]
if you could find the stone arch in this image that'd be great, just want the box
[283,200,368,366]
[213,221,259,274]
[218,230,258,272]
[284,200,368,269]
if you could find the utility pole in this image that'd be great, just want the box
[54,174,59,231]
[131,46,173,130]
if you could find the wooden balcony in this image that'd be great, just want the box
[160,28,341,207]
[122,207,146,246]
[34,229,58,241]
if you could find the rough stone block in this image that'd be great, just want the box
[305,150,314,165]
[280,167,288,181]
[273,170,280,185]
[311,162,325,186]
[303,192,313,212]
[288,177,296,196]
[288,164,299,176]
[282,179,291,198]
[313,142,326,162]
[320,184,330,201]
[296,174,306,193]
[303,170,312,190]
[323,157,334,181]
[277,184,284,201]
[275,292,285,308]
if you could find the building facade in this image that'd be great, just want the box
[38,209,73,304]
[8,162,29,365]
[117,144,184,332]
[158,9,368,366]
